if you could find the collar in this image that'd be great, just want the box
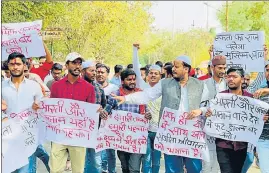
[64,76,83,83]
[8,77,27,85]
[212,77,224,84]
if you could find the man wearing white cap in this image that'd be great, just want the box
[81,60,109,173]
[49,52,96,173]
[113,55,209,173]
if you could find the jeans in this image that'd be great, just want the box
[102,150,108,172]
[117,151,143,173]
[216,146,247,173]
[202,150,220,173]
[142,131,161,173]
[164,154,202,173]
[12,154,35,173]
[257,139,269,173]
[106,149,116,173]
[29,145,50,173]
[241,152,254,173]
[84,148,102,173]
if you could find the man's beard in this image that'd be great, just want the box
[229,86,238,90]
[123,84,135,91]
[84,75,93,83]
[10,71,23,77]
[242,83,248,89]
[173,77,180,82]
[69,69,80,77]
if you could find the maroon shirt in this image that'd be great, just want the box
[50,76,95,104]
[216,89,253,151]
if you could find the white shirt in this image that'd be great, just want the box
[104,83,119,96]
[2,78,43,115]
[213,78,227,93]
[43,73,53,85]
[125,80,209,114]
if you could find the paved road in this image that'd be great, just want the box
[37,142,260,173]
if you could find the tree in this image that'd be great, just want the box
[217,1,269,45]
[2,1,153,63]
[139,29,214,68]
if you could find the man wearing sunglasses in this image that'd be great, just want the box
[46,63,63,90]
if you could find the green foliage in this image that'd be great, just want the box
[2,1,153,64]
[139,30,214,68]
[217,1,269,45]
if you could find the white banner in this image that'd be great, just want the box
[213,31,265,72]
[204,93,268,145]
[2,109,41,173]
[1,20,45,60]
[39,98,100,148]
[154,107,210,161]
[96,110,149,154]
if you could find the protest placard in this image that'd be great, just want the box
[1,20,45,60]
[2,120,30,173]
[2,109,41,173]
[213,31,265,72]
[96,110,149,154]
[154,107,210,161]
[39,98,100,148]
[204,93,268,145]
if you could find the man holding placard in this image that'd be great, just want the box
[81,60,109,173]
[48,52,96,173]
[111,68,152,173]
[2,52,44,173]
[113,55,209,173]
[204,67,269,173]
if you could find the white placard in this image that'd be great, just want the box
[154,107,210,161]
[39,98,100,148]
[96,110,149,154]
[204,93,268,145]
[1,20,45,60]
[213,31,265,72]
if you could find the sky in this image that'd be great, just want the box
[150,1,225,33]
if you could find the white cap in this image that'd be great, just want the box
[65,52,83,63]
[176,55,191,66]
[149,64,162,72]
[82,60,95,69]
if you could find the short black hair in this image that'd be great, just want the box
[127,64,133,69]
[39,56,46,60]
[96,64,110,73]
[114,65,123,73]
[227,66,245,77]
[96,62,102,67]
[120,69,136,81]
[7,52,26,64]
[145,64,151,75]
[182,62,191,73]
[164,65,173,76]
[51,63,63,71]
[25,61,31,69]
[140,67,146,71]
[164,62,173,66]
[1,61,9,70]
[155,61,163,68]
